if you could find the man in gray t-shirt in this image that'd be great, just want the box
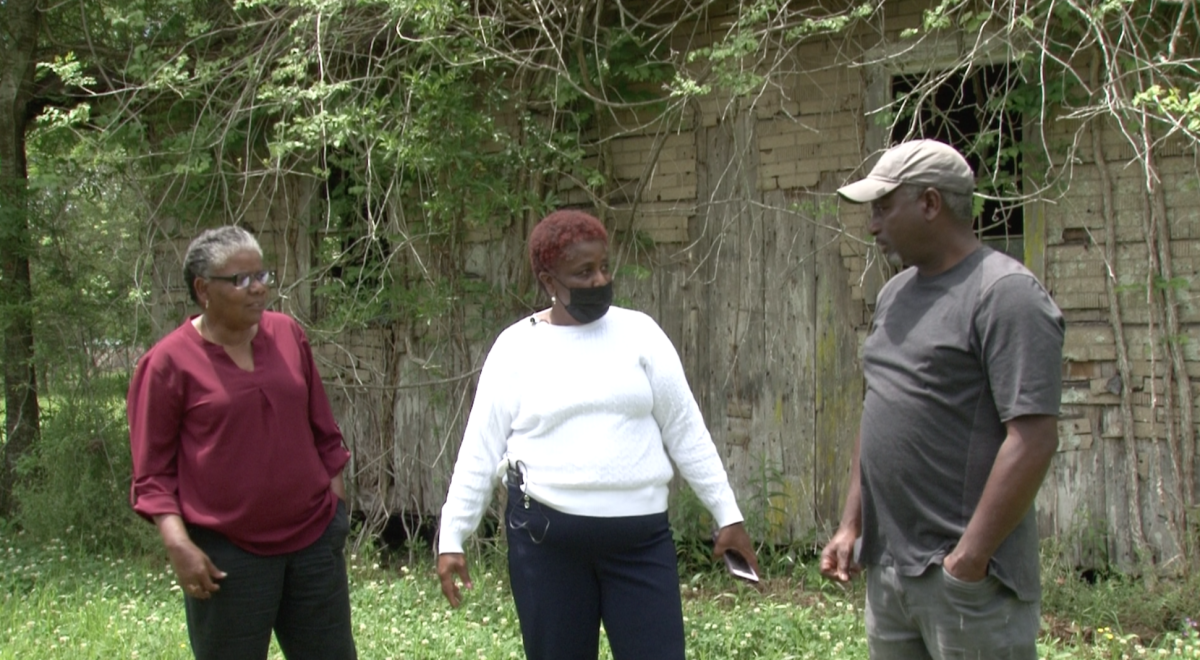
[820,140,1064,660]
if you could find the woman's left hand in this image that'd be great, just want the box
[712,522,760,576]
[330,472,347,502]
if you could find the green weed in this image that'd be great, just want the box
[2,536,1197,659]
[13,373,158,556]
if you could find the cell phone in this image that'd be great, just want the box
[723,548,760,583]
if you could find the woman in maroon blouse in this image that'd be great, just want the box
[128,226,357,660]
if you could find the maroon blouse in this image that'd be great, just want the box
[128,311,350,555]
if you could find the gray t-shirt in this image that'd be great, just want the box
[859,247,1064,602]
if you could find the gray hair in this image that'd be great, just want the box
[183,226,262,304]
[899,184,975,225]
[941,189,975,225]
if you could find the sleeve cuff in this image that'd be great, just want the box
[322,448,351,478]
[710,501,744,530]
[438,529,466,554]
[131,492,181,522]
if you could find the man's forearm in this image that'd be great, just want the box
[820,431,864,582]
[838,432,863,534]
[949,415,1058,575]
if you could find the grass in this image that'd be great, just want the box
[1,532,1197,660]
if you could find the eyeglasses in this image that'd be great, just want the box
[206,270,275,289]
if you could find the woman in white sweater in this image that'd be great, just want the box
[436,210,758,660]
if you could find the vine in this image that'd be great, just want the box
[16,0,1197,562]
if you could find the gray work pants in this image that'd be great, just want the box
[865,563,1039,660]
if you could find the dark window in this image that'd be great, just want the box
[891,63,1023,261]
[312,158,394,323]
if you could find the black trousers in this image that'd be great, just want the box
[505,481,686,660]
[183,500,357,660]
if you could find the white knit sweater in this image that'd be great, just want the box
[438,306,744,554]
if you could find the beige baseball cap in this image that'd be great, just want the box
[837,139,975,203]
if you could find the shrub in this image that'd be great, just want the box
[14,373,157,555]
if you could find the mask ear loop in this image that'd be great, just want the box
[507,460,549,544]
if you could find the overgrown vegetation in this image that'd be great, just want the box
[1,111,150,553]
[12,374,157,556]
[2,0,1198,577]
[2,535,1198,660]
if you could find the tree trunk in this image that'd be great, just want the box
[0,0,42,518]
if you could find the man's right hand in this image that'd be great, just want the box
[437,553,473,608]
[819,526,862,583]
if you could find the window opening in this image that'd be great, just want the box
[890,63,1024,261]
[312,158,393,322]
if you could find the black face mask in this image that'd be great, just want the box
[558,280,613,324]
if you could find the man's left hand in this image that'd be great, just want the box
[942,550,988,583]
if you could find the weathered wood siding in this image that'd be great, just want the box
[1036,117,1200,568]
[141,0,1199,565]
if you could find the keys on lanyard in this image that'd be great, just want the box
[508,460,532,509]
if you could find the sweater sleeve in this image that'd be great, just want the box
[438,333,517,554]
[127,348,185,521]
[642,316,744,528]
[294,320,351,477]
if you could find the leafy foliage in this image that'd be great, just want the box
[13,374,158,556]
[8,0,1200,569]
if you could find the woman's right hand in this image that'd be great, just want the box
[437,553,473,608]
[155,514,226,600]
[166,539,225,599]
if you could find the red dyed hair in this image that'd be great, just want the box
[528,210,609,275]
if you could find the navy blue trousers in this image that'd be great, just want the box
[505,481,686,660]
[183,500,357,660]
